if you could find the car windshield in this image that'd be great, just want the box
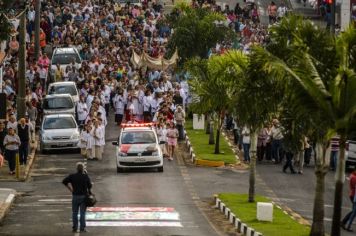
[43,117,76,130]
[121,131,156,144]
[49,85,77,96]
[43,97,73,109]
[52,53,81,65]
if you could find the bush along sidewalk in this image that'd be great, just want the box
[183,120,237,167]
[215,193,310,236]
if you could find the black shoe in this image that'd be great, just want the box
[283,169,286,173]
[72,229,78,233]
[346,228,353,232]
[291,171,296,174]
[80,229,89,233]
[341,224,346,230]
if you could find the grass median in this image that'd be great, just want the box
[185,120,236,164]
[218,193,310,236]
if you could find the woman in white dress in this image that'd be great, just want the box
[156,122,168,157]
[78,124,89,158]
[86,122,95,160]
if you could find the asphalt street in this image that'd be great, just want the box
[0,115,227,236]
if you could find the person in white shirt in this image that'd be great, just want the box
[6,115,18,131]
[78,125,89,158]
[241,125,251,163]
[277,3,288,20]
[102,81,112,116]
[113,89,126,126]
[86,90,95,110]
[143,89,153,122]
[93,119,104,160]
[77,95,88,126]
[86,122,95,160]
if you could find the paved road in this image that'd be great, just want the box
[0,115,227,236]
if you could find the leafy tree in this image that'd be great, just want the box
[251,15,356,236]
[166,4,233,63]
[187,50,248,154]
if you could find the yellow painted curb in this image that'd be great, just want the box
[195,159,225,167]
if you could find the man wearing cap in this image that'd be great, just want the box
[63,162,92,233]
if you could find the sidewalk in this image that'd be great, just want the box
[288,0,327,27]
[0,140,37,182]
[0,188,16,223]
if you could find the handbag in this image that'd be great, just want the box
[85,193,97,207]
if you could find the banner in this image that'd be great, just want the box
[131,50,178,70]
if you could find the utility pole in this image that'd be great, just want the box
[34,0,41,60]
[331,0,336,34]
[17,11,26,120]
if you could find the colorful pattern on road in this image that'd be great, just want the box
[86,206,182,227]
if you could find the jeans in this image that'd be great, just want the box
[243,143,250,162]
[5,149,17,172]
[342,196,354,226]
[72,195,87,231]
[347,201,356,229]
[176,124,184,141]
[19,141,29,165]
[272,139,282,162]
[265,143,272,160]
[283,152,295,173]
[330,151,338,170]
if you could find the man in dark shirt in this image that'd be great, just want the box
[63,162,92,233]
[17,118,29,165]
[0,122,6,154]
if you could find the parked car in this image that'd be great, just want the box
[42,94,75,116]
[346,135,356,169]
[50,47,81,80]
[39,114,80,153]
[112,123,164,172]
[48,81,79,103]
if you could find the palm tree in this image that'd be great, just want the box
[187,51,248,154]
[251,15,356,236]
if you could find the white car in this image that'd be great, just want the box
[346,137,356,169]
[42,94,75,116]
[39,114,80,153]
[48,81,79,103]
[112,123,164,172]
[50,47,81,78]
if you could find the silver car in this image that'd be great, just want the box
[39,114,80,153]
[48,81,79,103]
[50,47,81,79]
[43,94,75,116]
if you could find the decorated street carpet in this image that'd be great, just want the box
[86,207,183,227]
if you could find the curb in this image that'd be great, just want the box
[23,140,38,181]
[0,190,16,224]
[183,131,224,167]
[221,131,241,165]
[214,195,263,236]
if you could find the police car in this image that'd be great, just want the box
[112,123,164,172]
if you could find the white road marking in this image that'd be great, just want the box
[38,199,71,202]
[86,221,183,227]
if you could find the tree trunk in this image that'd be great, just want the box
[248,131,257,202]
[17,12,26,120]
[34,0,41,60]
[209,121,215,145]
[310,141,329,236]
[310,170,326,236]
[331,135,346,236]
[214,128,220,154]
[206,114,210,134]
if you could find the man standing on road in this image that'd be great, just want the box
[62,162,92,233]
[341,167,356,231]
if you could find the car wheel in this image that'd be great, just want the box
[39,142,46,154]
[117,167,125,173]
[157,166,164,172]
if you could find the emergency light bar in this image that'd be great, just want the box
[121,123,156,128]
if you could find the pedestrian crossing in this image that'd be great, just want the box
[85,206,183,227]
